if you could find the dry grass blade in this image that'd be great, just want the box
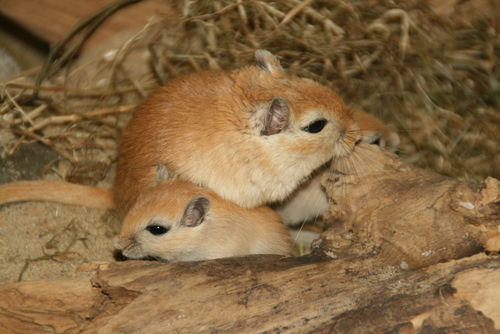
[5,82,141,96]
[368,9,411,57]
[279,0,313,26]
[3,86,34,125]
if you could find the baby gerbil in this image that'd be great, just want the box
[0,165,292,262]
[115,50,363,218]
[114,165,292,262]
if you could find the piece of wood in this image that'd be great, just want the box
[0,278,100,333]
[0,254,498,333]
[320,143,500,270]
[0,0,180,50]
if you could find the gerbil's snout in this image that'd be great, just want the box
[113,235,123,250]
[335,121,362,158]
[338,122,361,144]
[113,234,139,256]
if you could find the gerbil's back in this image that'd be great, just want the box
[205,194,292,256]
[114,70,243,215]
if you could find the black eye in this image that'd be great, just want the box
[146,225,169,236]
[303,119,327,133]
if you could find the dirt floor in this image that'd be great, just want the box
[0,127,120,282]
[0,202,116,281]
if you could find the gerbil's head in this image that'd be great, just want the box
[247,50,362,170]
[114,165,213,262]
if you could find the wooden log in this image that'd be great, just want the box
[319,143,500,270]
[0,254,498,333]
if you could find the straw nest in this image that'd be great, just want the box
[1,0,499,185]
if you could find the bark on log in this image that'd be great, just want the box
[319,144,500,270]
[1,145,499,333]
[0,254,499,333]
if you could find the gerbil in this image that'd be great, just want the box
[0,166,292,261]
[350,109,399,151]
[0,50,398,230]
[0,112,396,227]
[114,165,292,262]
[115,50,363,218]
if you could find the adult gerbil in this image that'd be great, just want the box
[0,107,397,226]
[114,165,292,262]
[115,49,364,218]
[115,49,399,222]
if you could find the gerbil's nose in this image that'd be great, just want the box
[352,123,362,145]
[354,135,362,146]
[338,123,361,144]
[113,236,122,250]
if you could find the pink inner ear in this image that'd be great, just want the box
[266,97,289,135]
[182,196,210,227]
[183,206,204,228]
[273,110,286,126]
[188,207,202,222]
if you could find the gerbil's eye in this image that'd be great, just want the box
[303,119,327,133]
[146,225,169,236]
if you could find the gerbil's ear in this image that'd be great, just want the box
[261,97,290,136]
[255,49,284,76]
[155,164,171,184]
[181,196,210,228]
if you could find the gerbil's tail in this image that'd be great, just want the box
[0,180,115,210]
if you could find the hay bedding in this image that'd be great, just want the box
[0,0,498,282]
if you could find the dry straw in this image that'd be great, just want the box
[0,0,498,183]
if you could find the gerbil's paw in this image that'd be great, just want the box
[361,130,400,153]
[351,109,400,153]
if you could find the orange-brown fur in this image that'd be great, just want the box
[0,169,292,261]
[115,177,292,262]
[114,50,362,217]
[351,109,399,151]
[0,180,114,210]
[0,51,398,261]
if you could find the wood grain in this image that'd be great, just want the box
[0,254,498,333]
